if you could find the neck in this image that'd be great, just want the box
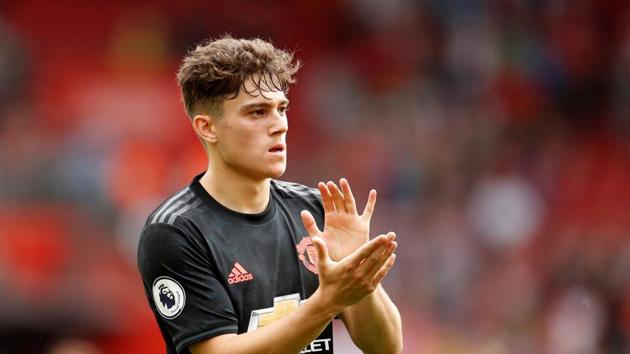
[199,162,271,214]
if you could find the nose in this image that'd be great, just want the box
[269,109,288,135]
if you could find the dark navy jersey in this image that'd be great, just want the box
[137,173,333,354]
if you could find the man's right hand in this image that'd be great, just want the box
[301,210,397,314]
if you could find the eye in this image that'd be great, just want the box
[278,106,289,115]
[251,109,266,118]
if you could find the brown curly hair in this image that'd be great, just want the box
[176,35,301,118]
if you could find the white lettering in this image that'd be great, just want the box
[322,338,331,350]
[300,338,332,353]
[311,341,321,351]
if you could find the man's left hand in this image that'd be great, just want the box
[302,178,377,261]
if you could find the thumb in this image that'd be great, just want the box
[301,210,322,237]
[311,236,330,272]
[361,189,377,220]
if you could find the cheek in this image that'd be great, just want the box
[232,130,257,150]
[222,124,261,155]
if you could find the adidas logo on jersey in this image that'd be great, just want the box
[228,262,254,284]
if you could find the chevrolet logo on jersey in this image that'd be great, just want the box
[247,293,334,353]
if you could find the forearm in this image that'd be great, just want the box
[191,289,338,354]
[341,285,403,354]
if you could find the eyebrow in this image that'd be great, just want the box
[240,100,289,112]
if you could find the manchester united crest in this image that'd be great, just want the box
[296,236,319,274]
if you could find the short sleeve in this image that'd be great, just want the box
[137,223,238,353]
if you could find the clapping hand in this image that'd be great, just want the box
[300,178,394,261]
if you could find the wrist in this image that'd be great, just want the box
[342,285,383,315]
[309,288,344,320]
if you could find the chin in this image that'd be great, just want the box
[267,164,287,179]
[269,168,286,179]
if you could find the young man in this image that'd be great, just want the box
[137,36,403,354]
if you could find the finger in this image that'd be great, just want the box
[357,233,396,273]
[361,189,377,220]
[312,236,331,271]
[327,181,346,212]
[339,178,357,214]
[346,234,390,268]
[371,254,396,286]
[361,238,397,276]
[318,182,336,213]
[301,210,322,237]
[356,242,390,275]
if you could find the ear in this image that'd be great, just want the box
[192,114,218,144]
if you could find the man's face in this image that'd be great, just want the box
[212,76,289,181]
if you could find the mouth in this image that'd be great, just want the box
[268,143,286,153]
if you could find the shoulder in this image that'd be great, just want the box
[138,219,210,271]
[145,186,203,227]
[139,186,207,260]
[271,180,321,201]
[271,180,324,220]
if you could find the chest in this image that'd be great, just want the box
[202,207,322,331]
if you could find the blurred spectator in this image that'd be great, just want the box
[47,339,101,354]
